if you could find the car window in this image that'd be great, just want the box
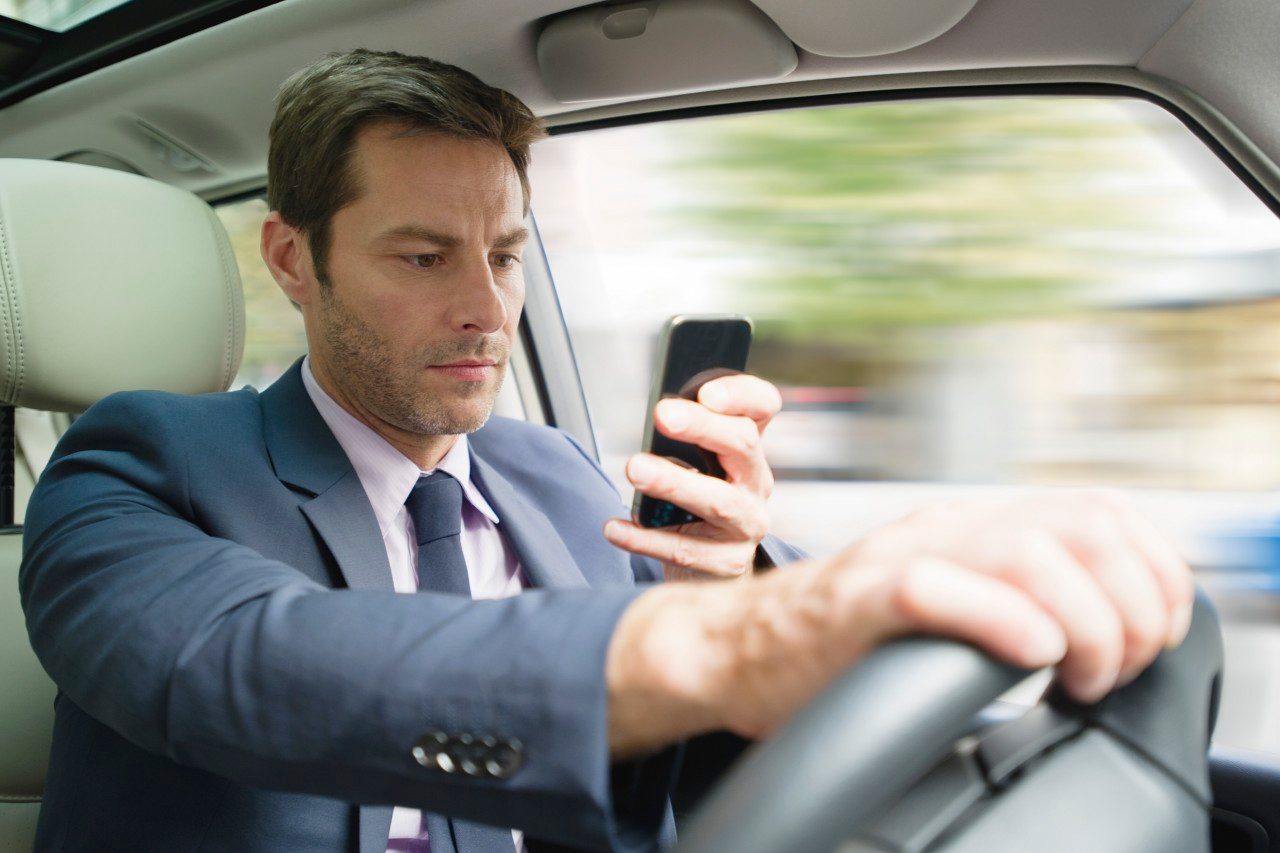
[529,95,1280,755]
[0,0,133,31]
[214,197,308,388]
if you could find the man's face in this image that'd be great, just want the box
[306,123,527,437]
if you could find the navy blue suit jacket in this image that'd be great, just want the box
[20,361,803,852]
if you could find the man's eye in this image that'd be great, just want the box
[406,254,442,269]
[493,254,521,269]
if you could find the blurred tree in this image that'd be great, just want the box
[665,97,1174,361]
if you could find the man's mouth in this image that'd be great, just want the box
[428,360,499,381]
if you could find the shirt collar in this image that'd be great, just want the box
[300,356,500,534]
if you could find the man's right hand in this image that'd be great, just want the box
[604,491,1195,758]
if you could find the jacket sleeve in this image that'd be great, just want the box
[19,392,665,852]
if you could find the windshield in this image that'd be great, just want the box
[0,0,133,32]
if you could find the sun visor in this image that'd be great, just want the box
[751,0,980,58]
[537,0,797,104]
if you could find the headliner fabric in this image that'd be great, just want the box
[1141,0,1280,168]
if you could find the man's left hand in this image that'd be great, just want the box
[603,374,782,581]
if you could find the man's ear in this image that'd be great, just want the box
[260,211,317,306]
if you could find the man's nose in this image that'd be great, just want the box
[448,256,508,334]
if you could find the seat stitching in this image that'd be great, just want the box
[0,198,19,404]
[9,232,23,406]
[205,204,238,389]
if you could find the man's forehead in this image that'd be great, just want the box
[341,122,524,231]
[353,121,518,184]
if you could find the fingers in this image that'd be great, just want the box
[883,556,1067,670]
[698,374,783,430]
[622,374,782,582]
[855,492,1195,705]
[990,529,1125,702]
[653,399,772,494]
[1043,493,1187,689]
[1104,494,1196,647]
[624,453,769,541]
[1084,552,1170,688]
[603,518,754,579]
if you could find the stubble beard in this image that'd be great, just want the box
[318,285,507,436]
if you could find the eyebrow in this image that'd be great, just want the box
[494,226,530,250]
[375,224,530,250]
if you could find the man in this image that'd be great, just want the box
[20,49,1193,852]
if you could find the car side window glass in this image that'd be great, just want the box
[214,197,308,389]
[529,96,1280,756]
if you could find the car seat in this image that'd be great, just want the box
[0,158,244,850]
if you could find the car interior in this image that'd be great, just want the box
[1,0,1279,850]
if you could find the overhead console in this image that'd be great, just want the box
[536,0,982,103]
[537,0,797,103]
[752,0,980,58]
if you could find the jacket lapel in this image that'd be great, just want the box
[259,359,393,593]
[468,450,590,590]
[298,473,394,593]
[261,361,397,853]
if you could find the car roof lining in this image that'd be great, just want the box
[1139,0,1280,192]
[0,0,1274,215]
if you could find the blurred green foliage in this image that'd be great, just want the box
[665,97,1166,350]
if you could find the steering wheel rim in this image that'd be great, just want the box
[673,639,1028,853]
[674,593,1222,853]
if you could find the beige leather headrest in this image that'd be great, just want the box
[0,159,244,413]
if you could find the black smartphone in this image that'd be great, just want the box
[632,314,753,528]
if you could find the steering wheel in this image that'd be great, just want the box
[675,593,1223,853]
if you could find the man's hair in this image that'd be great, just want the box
[267,49,545,281]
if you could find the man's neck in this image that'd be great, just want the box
[307,357,458,471]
